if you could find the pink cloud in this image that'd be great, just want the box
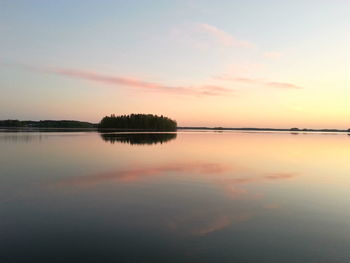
[197,23,255,48]
[263,51,282,59]
[214,74,303,89]
[46,68,234,97]
[171,23,255,50]
[266,81,302,89]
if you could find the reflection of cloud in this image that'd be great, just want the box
[165,172,296,237]
[56,160,298,202]
[194,214,252,236]
[55,162,231,187]
[194,216,231,236]
[223,172,297,185]
[168,211,252,237]
[225,186,250,199]
[54,162,296,238]
[221,173,298,199]
[263,203,280,210]
[264,173,296,180]
[44,68,234,97]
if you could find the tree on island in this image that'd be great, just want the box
[99,114,177,131]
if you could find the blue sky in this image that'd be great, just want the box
[1,0,350,127]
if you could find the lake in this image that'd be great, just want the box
[1,130,350,262]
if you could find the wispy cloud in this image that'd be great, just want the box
[214,74,303,89]
[171,23,255,50]
[265,81,302,89]
[45,67,234,97]
[263,51,282,59]
[197,23,255,48]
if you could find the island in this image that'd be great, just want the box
[99,114,177,131]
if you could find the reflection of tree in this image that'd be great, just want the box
[0,134,45,143]
[99,133,177,145]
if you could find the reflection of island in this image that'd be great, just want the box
[99,133,177,145]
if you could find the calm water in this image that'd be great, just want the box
[1,131,350,262]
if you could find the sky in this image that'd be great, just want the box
[1,0,350,128]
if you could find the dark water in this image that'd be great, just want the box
[1,131,350,262]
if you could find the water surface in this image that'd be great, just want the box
[1,131,350,262]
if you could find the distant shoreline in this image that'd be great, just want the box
[1,119,349,133]
[178,127,350,133]
[0,126,349,133]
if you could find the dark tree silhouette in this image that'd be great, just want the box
[0,120,24,127]
[0,120,94,128]
[99,114,177,131]
[33,120,93,128]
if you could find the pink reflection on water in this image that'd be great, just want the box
[53,159,299,237]
[55,162,231,187]
[167,208,253,237]
[221,172,298,199]
[55,162,298,202]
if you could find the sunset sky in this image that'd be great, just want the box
[1,0,350,128]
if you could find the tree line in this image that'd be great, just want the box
[99,114,177,131]
[0,120,94,128]
[0,120,24,127]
